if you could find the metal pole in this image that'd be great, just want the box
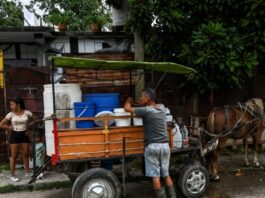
[122,137,126,197]
[3,77,7,113]
[155,72,167,90]
[129,71,132,97]
[151,69,154,87]
[32,124,36,175]
[51,59,56,115]
[3,66,8,162]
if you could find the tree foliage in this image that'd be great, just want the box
[28,0,111,30]
[0,0,23,27]
[126,0,265,93]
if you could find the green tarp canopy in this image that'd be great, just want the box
[52,56,196,74]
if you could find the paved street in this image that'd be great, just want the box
[1,176,265,198]
[1,168,265,198]
[1,154,265,198]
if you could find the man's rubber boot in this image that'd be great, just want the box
[166,186,177,198]
[154,187,166,198]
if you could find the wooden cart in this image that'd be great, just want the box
[27,57,216,198]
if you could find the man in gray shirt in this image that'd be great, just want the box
[124,88,176,198]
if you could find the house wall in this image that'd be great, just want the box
[3,37,105,66]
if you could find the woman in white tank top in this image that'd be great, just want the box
[0,97,36,182]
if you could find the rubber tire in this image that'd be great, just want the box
[72,168,121,198]
[178,163,209,198]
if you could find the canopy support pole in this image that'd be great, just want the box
[151,69,154,87]
[129,71,133,97]
[51,59,56,115]
[155,72,167,91]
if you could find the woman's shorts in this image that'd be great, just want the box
[10,131,30,144]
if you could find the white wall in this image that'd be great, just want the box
[50,38,71,54]
[78,38,103,53]
[2,37,104,66]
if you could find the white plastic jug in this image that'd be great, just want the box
[182,125,189,148]
[173,123,182,148]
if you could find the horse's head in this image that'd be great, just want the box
[245,98,265,126]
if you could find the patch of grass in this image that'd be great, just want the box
[33,181,72,191]
[0,181,72,194]
[0,184,22,193]
[0,163,10,171]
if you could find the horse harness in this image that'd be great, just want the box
[202,101,263,138]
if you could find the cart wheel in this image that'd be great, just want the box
[72,168,121,198]
[178,163,209,198]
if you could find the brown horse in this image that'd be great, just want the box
[206,98,264,181]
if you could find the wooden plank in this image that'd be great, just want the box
[59,148,144,160]
[58,134,104,144]
[59,144,105,154]
[57,126,173,161]
[58,126,143,135]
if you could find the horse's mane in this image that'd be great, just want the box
[212,98,264,115]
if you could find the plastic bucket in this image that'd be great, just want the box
[114,108,131,127]
[133,117,143,126]
[83,93,120,113]
[74,102,95,128]
[96,106,117,113]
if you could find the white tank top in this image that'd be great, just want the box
[5,110,33,132]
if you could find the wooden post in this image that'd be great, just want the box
[103,118,110,158]
[0,50,3,88]
[134,30,145,99]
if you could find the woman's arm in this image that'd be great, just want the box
[0,118,13,132]
[28,113,38,128]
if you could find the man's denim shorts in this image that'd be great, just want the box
[144,143,170,177]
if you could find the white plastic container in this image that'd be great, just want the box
[114,108,131,127]
[173,124,182,148]
[165,108,173,125]
[182,125,189,148]
[43,84,81,156]
[133,117,143,126]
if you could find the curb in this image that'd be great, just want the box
[0,180,72,194]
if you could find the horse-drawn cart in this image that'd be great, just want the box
[27,57,217,198]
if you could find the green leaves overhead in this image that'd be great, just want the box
[0,0,23,27]
[28,0,111,30]
[126,0,265,93]
[178,21,258,92]
[126,0,154,37]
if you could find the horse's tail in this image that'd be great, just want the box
[207,111,216,133]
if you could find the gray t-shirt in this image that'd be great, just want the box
[134,105,168,146]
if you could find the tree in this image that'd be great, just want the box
[28,0,111,30]
[125,0,265,94]
[0,0,23,27]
